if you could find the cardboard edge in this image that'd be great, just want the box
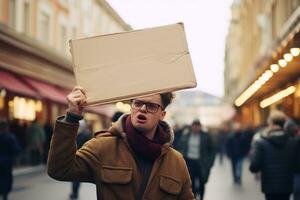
[69,22,185,43]
[86,82,197,107]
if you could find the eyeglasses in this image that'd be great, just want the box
[131,100,164,113]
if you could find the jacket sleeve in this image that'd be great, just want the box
[47,116,100,183]
[249,140,263,173]
[178,156,195,200]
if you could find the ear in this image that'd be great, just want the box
[160,111,166,121]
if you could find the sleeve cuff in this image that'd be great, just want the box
[65,111,83,123]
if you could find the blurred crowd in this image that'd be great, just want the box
[173,109,300,200]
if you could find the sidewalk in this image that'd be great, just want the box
[205,157,264,200]
[13,164,45,177]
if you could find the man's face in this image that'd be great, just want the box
[130,94,166,133]
[191,124,201,134]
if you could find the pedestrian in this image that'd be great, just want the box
[173,124,187,151]
[249,110,299,200]
[217,123,229,165]
[26,119,46,165]
[69,119,92,199]
[0,118,20,200]
[226,122,249,185]
[178,119,215,200]
[47,86,195,200]
[284,119,300,200]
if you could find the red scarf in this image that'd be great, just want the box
[125,116,167,161]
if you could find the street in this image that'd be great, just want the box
[10,157,264,200]
[11,169,97,200]
[206,157,264,200]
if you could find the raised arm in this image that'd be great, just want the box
[47,86,99,182]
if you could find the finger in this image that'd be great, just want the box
[72,92,85,98]
[72,86,86,95]
[67,96,83,106]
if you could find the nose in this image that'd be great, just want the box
[139,104,147,112]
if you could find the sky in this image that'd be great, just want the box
[107,0,233,97]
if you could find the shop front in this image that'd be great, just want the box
[234,22,300,126]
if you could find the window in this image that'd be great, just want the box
[60,24,67,51]
[59,0,68,8]
[23,2,30,34]
[9,97,42,121]
[291,0,300,12]
[8,0,16,28]
[70,0,79,8]
[39,11,50,43]
[82,0,92,12]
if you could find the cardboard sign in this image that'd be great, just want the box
[70,23,197,106]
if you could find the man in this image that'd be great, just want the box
[26,120,45,165]
[0,119,20,200]
[250,110,299,200]
[226,122,249,185]
[47,86,194,200]
[284,119,300,200]
[178,119,215,200]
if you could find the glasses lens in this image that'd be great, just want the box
[146,103,159,113]
[132,100,143,109]
[132,100,161,113]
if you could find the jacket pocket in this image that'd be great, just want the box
[100,165,133,184]
[159,175,182,195]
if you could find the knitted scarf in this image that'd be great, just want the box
[125,115,167,161]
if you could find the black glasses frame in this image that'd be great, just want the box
[131,100,164,113]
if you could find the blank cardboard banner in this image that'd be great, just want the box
[70,23,197,106]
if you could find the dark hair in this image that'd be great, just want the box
[160,92,175,109]
[273,119,286,128]
[268,110,287,128]
[192,119,201,126]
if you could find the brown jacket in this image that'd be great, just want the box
[47,114,195,200]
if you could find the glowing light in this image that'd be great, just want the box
[116,102,124,110]
[123,104,131,113]
[262,70,273,82]
[35,101,43,112]
[290,48,300,56]
[12,96,36,120]
[260,86,296,108]
[283,53,293,62]
[278,59,287,67]
[270,64,279,73]
[0,89,6,97]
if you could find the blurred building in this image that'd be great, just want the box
[0,0,131,130]
[225,0,300,126]
[166,90,235,128]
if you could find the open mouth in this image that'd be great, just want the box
[137,114,147,123]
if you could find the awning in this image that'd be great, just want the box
[235,24,300,107]
[23,77,68,105]
[0,70,39,98]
